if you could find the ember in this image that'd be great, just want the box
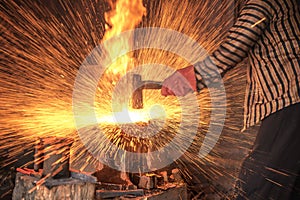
[0,0,256,199]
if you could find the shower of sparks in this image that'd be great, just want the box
[0,0,274,198]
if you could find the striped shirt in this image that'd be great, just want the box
[194,0,300,131]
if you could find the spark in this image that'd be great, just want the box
[251,17,266,28]
[0,0,271,198]
[265,178,283,187]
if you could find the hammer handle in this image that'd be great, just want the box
[142,81,162,89]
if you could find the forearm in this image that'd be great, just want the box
[194,0,274,89]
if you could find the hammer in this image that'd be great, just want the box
[132,74,162,109]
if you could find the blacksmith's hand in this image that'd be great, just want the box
[161,65,197,96]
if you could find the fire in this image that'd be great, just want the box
[98,108,150,124]
[93,0,157,124]
[97,105,166,124]
[1,0,248,197]
[103,0,146,75]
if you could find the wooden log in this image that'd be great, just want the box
[12,173,95,200]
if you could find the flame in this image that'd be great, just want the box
[1,0,246,190]
[103,0,146,75]
[92,0,152,123]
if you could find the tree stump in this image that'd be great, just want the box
[12,173,95,200]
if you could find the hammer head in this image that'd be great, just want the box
[132,74,162,109]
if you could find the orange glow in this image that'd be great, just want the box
[104,0,146,75]
[97,105,166,124]
[94,0,155,124]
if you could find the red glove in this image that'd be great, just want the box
[161,65,197,96]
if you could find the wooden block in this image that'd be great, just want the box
[12,173,95,200]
